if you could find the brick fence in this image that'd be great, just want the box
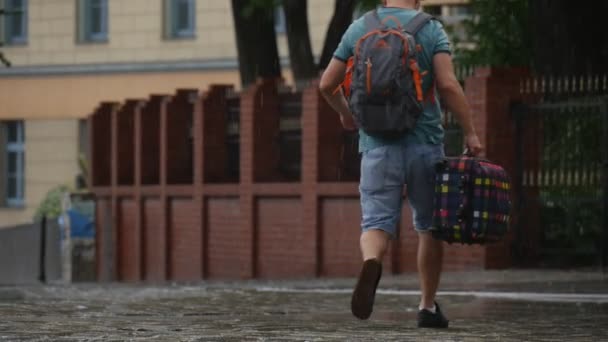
[90,67,529,282]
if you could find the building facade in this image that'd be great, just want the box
[0,0,469,228]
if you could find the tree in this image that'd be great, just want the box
[456,0,531,68]
[317,0,359,70]
[233,0,379,87]
[458,0,608,75]
[231,0,282,88]
[316,0,378,70]
[283,0,317,87]
[529,0,608,75]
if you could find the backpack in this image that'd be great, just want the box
[432,155,512,245]
[343,10,435,139]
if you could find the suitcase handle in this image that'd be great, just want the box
[463,148,474,157]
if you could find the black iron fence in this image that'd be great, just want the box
[513,95,608,268]
[278,92,303,181]
[225,92,240,182]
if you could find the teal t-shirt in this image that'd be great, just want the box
[333,7,452,152]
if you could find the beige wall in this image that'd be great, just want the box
[0,119,79,228]
[0,69,289,119]
[3,0,334,67]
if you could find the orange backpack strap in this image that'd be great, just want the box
[408,60,424,102]
[333,57,355,97]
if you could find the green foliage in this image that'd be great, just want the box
[358,0,381,11]
[34,185,71,221]
[456,0,531,68]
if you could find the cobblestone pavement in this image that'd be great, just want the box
[1,270,608,341]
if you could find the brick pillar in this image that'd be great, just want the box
[110,101,120,280]
[159,96,171,280]
[301,80,321,275]
[132,100,146,281]
[90,102,118,282]
[239,79,281,278]
[141,96,169,282]
[465,66,532,269]
[114,100,139,281]
[198,85,233,278]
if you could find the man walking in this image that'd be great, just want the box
[319,0,482,328]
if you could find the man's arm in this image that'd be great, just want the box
[433,52,483,155]
[319,58,356,130]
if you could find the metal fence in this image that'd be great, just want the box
[512,82,608,267]
[278,92,303,181]
[225,92,240,182]
[441,64,476,157]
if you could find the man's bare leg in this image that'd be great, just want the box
[360,229,390,261]
[351,229,389,319]
[417,231,443,310]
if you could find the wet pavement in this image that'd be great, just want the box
[1,270,608,341]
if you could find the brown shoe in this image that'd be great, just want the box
[351,259,382,320]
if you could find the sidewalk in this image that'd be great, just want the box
[1,269,607,341]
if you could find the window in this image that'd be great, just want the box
[424,5,442,16]
[3,121,25,207]
[77,0,108,43]
[274,6,285,34]
[165,0,196,39]
[2,0,28,45]
[446,5,472,16]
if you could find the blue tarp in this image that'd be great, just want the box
[67,209,95,238]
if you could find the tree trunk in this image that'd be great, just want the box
[231,0,282,88]
[283,0,317,88]
[531,0,608,75]
[318,0,357,70]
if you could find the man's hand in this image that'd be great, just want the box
[340,112,357,130]
[465,133,483,156]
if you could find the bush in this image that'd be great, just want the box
[34,185,71,221]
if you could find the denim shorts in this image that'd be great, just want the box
[359,143,445,239]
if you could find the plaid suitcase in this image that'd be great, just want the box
[432,156,512,244]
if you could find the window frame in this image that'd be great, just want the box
[3,0,28,45]
[274,5,286,34]
[3,121,25,208]
[77,0,109,44]
[165,0,196,40]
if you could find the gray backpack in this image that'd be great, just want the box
[349,10,434,139]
